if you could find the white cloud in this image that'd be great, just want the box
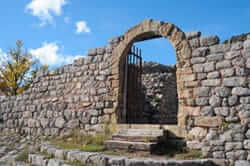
[26,0,68,26]
[29,42,85,66]
[76,21,91,34]
[64,16,70,24]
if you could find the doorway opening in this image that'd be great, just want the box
[122,37,178,125]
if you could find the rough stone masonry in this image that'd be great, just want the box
[1,19,250,164]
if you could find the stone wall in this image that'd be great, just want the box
[185,32,250,163]
[0,40,120,136]
[141,62,178,124]
[1,19,250,164]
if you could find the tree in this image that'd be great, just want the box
[0,40,47,96]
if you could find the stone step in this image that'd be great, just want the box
[104,140,157,151]
[38,142,221,166]
[117,129,167,137]
[112,134,165,142]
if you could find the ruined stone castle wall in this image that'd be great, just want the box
[1,19,250,163]
[0,40,120,136]
[186,32,250,162]
[141,62,178,124]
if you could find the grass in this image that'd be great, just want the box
[102,150,122,156]
[0,132,15,137]
[174,149,203,160]
[81,144,105,152]
[221,121,230,131]
[50,131,110,152]
[15,147,29,163]
[0,161,7,166]
[164,147,203,160]
[40,151,54,159]
[50,121,114,153]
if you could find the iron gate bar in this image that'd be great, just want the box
[123,45,143,123]
[123,55,128,123]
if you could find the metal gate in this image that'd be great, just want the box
[123,45,143,123]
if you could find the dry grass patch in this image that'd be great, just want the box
[50,131,109,152]
[50,122,114,152]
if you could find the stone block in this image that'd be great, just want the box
[189,38,200,48]
[193,64,204,73]
[209,95,221,107]
[48,159,66,166]
[232,87,250,96]
[215,87,231,97]
[108,157,126,166]
[226,151,248,160]
[29,154,48,166]
[67,120,79,129]
[220,130,233,142]
[207,53,224,62]
[225,142,243,151]
[187,141,202,150]
[246,130,250,139]
[220,68,235,77]
[225,51,241,59]
[196,97,209,106]
[183,74,196,81]
[233,57,246,67]
[203,62,215,72]
[210,43,230,53]
[200,35,220,47]
[194,87,211,97]
[207,71,220,79]
[201,106,214,116]
[185,31,201,39]
[244,140,250,149]
[216,60,232,70]
[235,160,250,166]
[213,151,225,159]
[214,107,230,117]
[191,57,206,64]
[194,116,222,127]
[228,96,238,106]
[90,117,98,125]
[234,133,245,141]
[223,77,246,87]
[97,88,108,95]
[240,97,250,104]
[40,118,49,128]
[28,119,37,128]
[231,42,243,51]
[197,73,207,80]
[184,81,199,88]
[236,68,249,76]
[202,79,221,87]
[188,127,207,140]
[244,40,250,50]
[55,117,65,128]
[97,47,105,55]
[192,47,209,57]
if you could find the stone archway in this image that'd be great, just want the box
[111,19,193,127]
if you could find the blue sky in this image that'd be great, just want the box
[0,0,250,67]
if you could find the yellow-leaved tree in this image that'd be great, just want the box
[0,40,48,96]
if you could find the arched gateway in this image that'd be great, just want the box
[111,19,193,127]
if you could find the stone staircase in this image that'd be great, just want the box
[26,142,222,166]
[104,128,168,152]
